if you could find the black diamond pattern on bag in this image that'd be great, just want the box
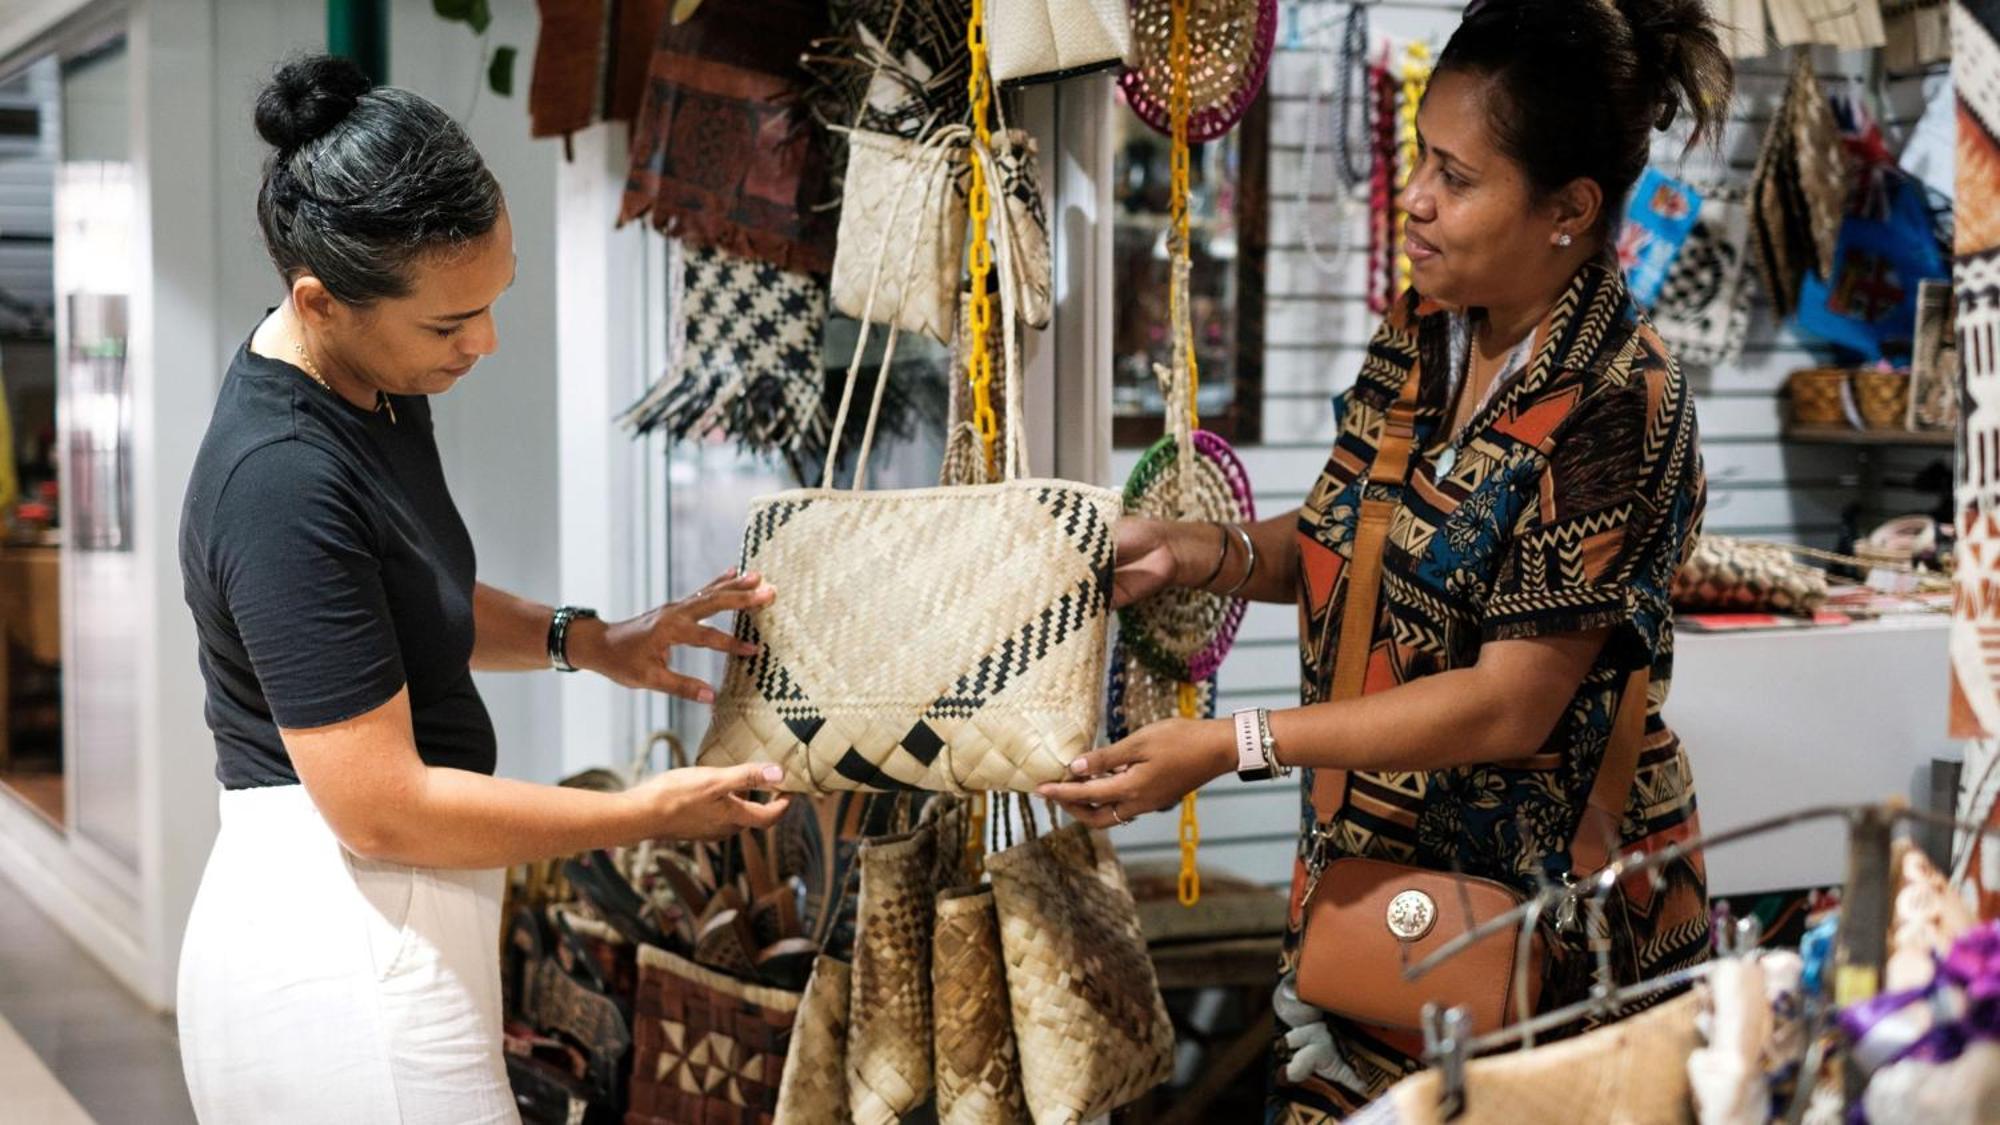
[926,578,1103,720]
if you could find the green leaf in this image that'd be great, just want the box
[466,0,492,34]
[432,0,473,21]
[487,45,516,97]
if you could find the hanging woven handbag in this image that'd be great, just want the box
[699,132,1119,794]
[845,825,938,1123]
[986,0,1133,86]
[830,126,971,342]
[932,884,1031,1124]
[771,955,855,1124]
[985,814,1175,1122]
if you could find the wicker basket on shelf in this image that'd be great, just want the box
[1787,367,1850,428]
[1851,370,1912,431]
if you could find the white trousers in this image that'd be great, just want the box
[177,785,519,1124]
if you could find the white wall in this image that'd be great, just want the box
[385,0,566,785]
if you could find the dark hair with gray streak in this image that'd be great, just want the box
[254,55,502,306]
[1437,0,1733,234]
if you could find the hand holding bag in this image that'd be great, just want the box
[699,147,1118,794]
[1291,364,1650,1036]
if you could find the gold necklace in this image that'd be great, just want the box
[292,340,395,425]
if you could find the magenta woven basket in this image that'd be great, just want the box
[1118,0,1279,143]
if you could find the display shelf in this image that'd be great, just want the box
[1781,424,1953,447]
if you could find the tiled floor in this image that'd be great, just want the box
[0,870,193,1125]
[0,1014,93,1124]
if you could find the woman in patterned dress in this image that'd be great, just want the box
[1041,0,1734,1116]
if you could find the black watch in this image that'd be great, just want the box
[548,606,599,673]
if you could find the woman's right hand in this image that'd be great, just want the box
[626,763,791,842]
[1114,517,1209,609]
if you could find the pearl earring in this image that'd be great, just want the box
[1556,232,1574,247]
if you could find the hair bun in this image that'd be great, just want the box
[255,55,372,152]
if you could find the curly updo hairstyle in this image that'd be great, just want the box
[254,55,503,306]
[1434,0,1734,234]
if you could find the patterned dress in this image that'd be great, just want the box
[1269,264,1712,1121]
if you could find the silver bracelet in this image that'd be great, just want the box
[1219,523,1258,598]
[1255,708,1291,779]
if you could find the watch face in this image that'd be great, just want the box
[1237,766,1273,783]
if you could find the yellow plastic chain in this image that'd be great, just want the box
[1168,0,1203,907]
[966,791,987,881]
[1393,40,1430,298]
[1176,681,1203,905]
[965,0,1000,478]
[1168,0,1199,435]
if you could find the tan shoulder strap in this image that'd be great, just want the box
[1310,365,1424,818]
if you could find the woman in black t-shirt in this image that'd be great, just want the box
[175,57,787,1124]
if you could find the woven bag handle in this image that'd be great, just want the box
[820,124,974,489]
[628,730,690,786]
[821,128,1032,489]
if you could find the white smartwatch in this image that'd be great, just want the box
[1232,708,1274,782]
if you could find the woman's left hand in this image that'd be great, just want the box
[1036,717,1236,829]
[570,568,773,701]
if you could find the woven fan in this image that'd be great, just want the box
[1118,0,1277,142]
[1119,427,1254,682]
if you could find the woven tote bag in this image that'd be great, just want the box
[846,827,937,1124]
[933,885,1031,1125]
[771,955,854,1125]
[830,126,970,343]
[986,822,1175,1122]
[626,945,801,1125]
[699,146,1118,794]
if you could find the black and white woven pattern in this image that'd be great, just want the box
[1652,186,1754,368]
[619,243,829,459]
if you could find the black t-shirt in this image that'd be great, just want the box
[179,333,497,789]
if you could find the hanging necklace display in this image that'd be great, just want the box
[1366,44,1397,314]
[1118,0,1278,143]
[1110,0,1257,908]
[1332,2,1372,188]
[1297,1,1373,275]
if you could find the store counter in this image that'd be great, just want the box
[0,545,62,771]
[1671,615,1954,895]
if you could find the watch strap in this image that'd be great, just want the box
[1232,708,1273,782]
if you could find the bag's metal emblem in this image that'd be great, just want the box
[1386,889,1438,942]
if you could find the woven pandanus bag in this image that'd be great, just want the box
[700,128,1117,794]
